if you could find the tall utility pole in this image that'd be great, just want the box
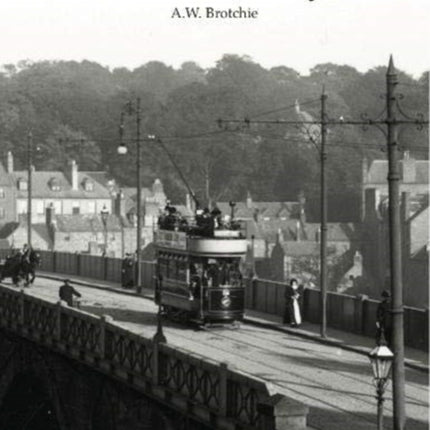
[135,97,142,291]
[27,131,33,247]
[386,56,405,430]
[320,88,328,338]
[118,98,143,291]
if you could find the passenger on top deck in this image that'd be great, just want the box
[211,206,222,229]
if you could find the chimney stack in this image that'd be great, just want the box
[298,191,306,224]
[246,191,253,209]
[115,189,126,217]
[277,228,284,244]
[6,151,13,173]
[70,160,78,191]
[186,193,192,211]
[364,188,378,220]
[46,203,55,226]
[296,220,301,241]
[402,151,416,183]
[401,192,410,222]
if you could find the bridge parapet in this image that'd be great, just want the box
[0,283,309,430]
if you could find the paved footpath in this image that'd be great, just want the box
[20,274,429,430]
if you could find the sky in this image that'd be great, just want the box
[0,0,429,77]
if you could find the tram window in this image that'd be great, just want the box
[159,258,170,279]
[205,259,243,287]
[177,261,187,282]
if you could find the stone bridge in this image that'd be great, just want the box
[0,284,309,430]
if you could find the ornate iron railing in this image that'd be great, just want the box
[0,283,300,430]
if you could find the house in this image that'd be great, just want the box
[0,152,115,224]
[269,222,357,287]
[0,151,170,257]
[361,151,429,220]
[361,188,429,307]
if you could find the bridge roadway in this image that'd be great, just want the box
[14,277,429,430]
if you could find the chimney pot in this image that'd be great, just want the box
[6,151,13,173]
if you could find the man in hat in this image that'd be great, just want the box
[376,289,392,347]
[59,279,82,307]
[121,253,135,288]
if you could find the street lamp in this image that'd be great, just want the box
[100,205,109,255]
[369,335,394,430]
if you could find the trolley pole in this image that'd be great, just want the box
[386,56,405,430]
[320,88,328,338]
[27,131,33,247]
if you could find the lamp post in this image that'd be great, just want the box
[100,205,109,256]
[27,131,33,247]
[153,277,166,343]
[118,98,143,292]
[369,335,394,430]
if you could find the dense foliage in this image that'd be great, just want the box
[0,56,427,221]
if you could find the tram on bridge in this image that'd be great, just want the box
[154,208,247,325]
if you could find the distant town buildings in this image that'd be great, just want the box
[0,152,168,258]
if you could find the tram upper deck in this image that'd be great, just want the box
[154,229,247,257]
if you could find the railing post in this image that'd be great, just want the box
[19,288,25,326]
[258,394,309,430]
[219,362,228,417]
[251,277,258,310]
[52,251,57,273]
[354,294,368,334]
[99,314,113,360]
[56,300,64,342]
[104,255,108,281]
[152,341,164,386]
[76,252,81,277]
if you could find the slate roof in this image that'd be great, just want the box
[0,221,53,247]
[122,186,165,214]
[216,201,299,220]
[281,241,320,257]
[303,223,356,242]
[9,171,112,199]
[54,214,132,232]
[366,159,429,184]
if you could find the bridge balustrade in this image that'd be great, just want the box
[0,283,305,429]
[11,248,427,351]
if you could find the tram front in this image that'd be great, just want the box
[188,230,247,323]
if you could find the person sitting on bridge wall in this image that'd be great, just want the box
[59,280,82,307]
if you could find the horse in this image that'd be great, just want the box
[0,250,41,287]
[0,253,25,285]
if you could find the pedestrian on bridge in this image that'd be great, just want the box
[283,278,302,327]
[376,289,392,347]
[59,280,82,307]
[121,253,135,288]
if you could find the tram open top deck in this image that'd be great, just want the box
[154,229,247,257]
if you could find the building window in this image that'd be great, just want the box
[18,178,28,191]
[72,206,80,215]
[0,208,5,218]
[48,178,61,191]
[0,188,5,199]
[82,178,94,192]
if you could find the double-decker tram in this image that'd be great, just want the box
[154,209,247,326]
